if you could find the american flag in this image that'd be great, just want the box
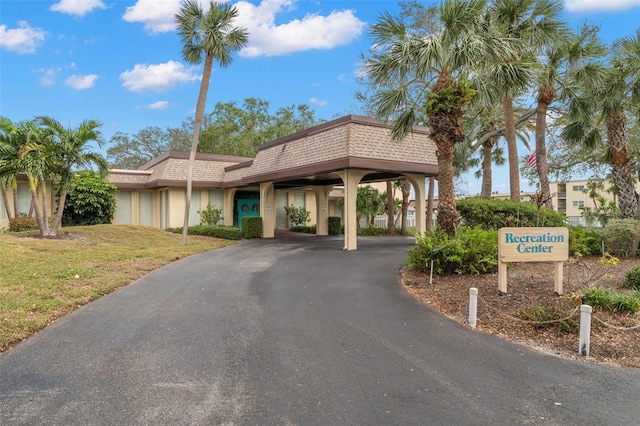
[527,152,537,170]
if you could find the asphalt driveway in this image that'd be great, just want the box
[2,235,639,425]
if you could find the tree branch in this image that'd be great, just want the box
[470,109,537,152]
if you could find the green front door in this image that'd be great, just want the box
[237,198,260,230]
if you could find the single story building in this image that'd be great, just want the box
[108,115,437,250]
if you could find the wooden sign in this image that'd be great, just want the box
[498,227,569,295]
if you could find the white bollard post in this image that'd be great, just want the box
[578,304,592,357]
[469,287,478,328]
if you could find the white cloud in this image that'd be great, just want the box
[120,60,200,92]
[0,21,47,54]
[122,0,182,34]
[144,101,171,110]
[37,67,61,86]
[565,0,640,11]
[65,74,99,90]
[309,98,328,106]
[121,0,365,55]
[50,0,106,17]
[235,1,366,57]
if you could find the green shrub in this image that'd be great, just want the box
[568,226,602,257]
[328,216,341,235]
[284,204,310,227]
[290,225,316,234]
[456,198,566,230]
[166,225,242,240]
[582,287,640,314]
[611,292,640,314]
[242,216,263,239]
[62,171,116,226]
[621,265,640,291]
[357,226,389,236]
[582,287,615,310]
[9,215,38,232]
[197,203,223,226]
[602,218,640,258]
[408,226,498,275]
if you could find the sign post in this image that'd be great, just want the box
[498,227,569,295]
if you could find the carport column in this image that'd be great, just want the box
[313,185,333,236]
[337,169,368,251]
[223,188,236,227]
[404,174,427,236]
[260,181,275,238]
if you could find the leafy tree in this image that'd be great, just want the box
[62,171,116,226]
[198,98,319,157]
[175,0,249,245]
[107,127,190,169]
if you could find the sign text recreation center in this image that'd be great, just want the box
[498,227,569,295]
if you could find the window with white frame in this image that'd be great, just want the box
[572,185,585,192]
[572,200,585,207]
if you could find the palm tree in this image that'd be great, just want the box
[485,0,566,201]
[0,116,22,220]
[36,116,107,236]
[533,25,604,208]
[10,119,50,234]
[175,0,248,245]
[366,0,515,235]
[563,30,640,219]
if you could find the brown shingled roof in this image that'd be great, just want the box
[108,115,437,190]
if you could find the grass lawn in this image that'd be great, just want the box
[0,224,237,352]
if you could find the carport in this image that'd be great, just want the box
[221,115,438,250]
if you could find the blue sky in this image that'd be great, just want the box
[1,0,640,194]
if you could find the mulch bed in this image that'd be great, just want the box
[401,256,640,368]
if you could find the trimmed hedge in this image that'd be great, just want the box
[290,225,316,234]
[328,216,342,235]
[456,198,566,229]
[242,216,263,239]
[167,225,242,240]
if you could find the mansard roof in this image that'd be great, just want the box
[108,115,437,190]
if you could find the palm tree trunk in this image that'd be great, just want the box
[481,143,492,199]
[28,178,45,236]
[426,177,434,232]
[386,181,395,233]
[536,86,555,208]
[400,180,411,235]
[12,179,18,217]
[435,140,458,236]
[607,108,638,219]
[40,183,50,235]
[51,191,67,237]
[1,186,13,221]
[182,53,214,245]
[502,96,520,201]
